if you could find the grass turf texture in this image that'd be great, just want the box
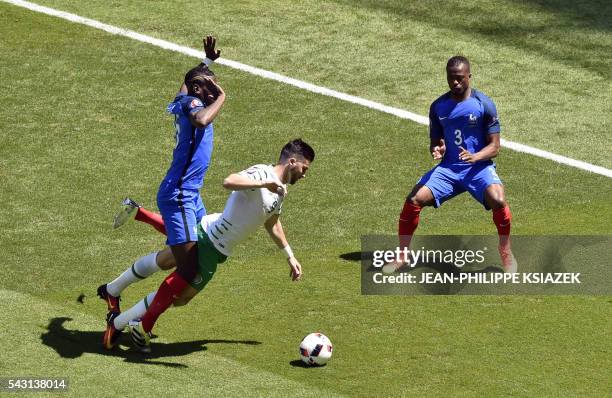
[1,2,611,397]
[15,0,612,169]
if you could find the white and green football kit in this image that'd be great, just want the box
[190,164,285,291]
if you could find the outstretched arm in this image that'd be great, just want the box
[223,173,286,195]
[264,215,302,281]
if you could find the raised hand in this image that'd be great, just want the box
[203,35,221,61]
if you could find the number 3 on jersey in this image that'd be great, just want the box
[454,129,463,146]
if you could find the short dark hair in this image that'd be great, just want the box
[184,65,215,88]
[279,139,315,162]
[446,55,470,72]
[184,65,218,99]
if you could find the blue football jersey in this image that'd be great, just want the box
[429,89,500,167]
[159,94,214,192]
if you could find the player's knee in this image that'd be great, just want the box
[406,193,424,207]
[487,194,507,209]
[485,185,507,209]
[407,194,429,208]
[178,266,198,283]
[406,185,434,208]
[174,255,199,281]
[406,195,418,207]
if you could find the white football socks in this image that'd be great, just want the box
[106,252,161,297]
[113,291,157,331]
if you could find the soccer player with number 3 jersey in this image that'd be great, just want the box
[395,56,516,273]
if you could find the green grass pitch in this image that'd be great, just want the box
[1,1,611,396]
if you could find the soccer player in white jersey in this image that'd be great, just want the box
[101,139,314,352]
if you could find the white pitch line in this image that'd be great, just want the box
[500,139,612,178]
[3,0,612,179]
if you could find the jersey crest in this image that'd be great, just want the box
[190,99,203,109]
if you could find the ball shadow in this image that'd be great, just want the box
[289,359,326,368]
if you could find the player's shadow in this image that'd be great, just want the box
[41,317,261,368]
[339,251,373,262]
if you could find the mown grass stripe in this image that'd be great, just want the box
[0,289,345,397]
[2,0,611,178]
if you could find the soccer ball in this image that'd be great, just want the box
[299,332,333,366]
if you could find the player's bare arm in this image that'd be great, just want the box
[223,173,287,195]
[264,214,288,249]
[265,215,302,281]
[430,138,446,160]
[178,83,188,95]
[458,133,500,163]
[189,78,226,128]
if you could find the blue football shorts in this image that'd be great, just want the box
[157,188,206,245]
[417,162,502,209]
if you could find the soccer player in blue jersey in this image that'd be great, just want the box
[396,56,516,272]
[101,140,314,352]
[140,64,225,332]
[97,37,227,348]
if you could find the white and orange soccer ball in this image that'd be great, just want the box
[299,332,333,366]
